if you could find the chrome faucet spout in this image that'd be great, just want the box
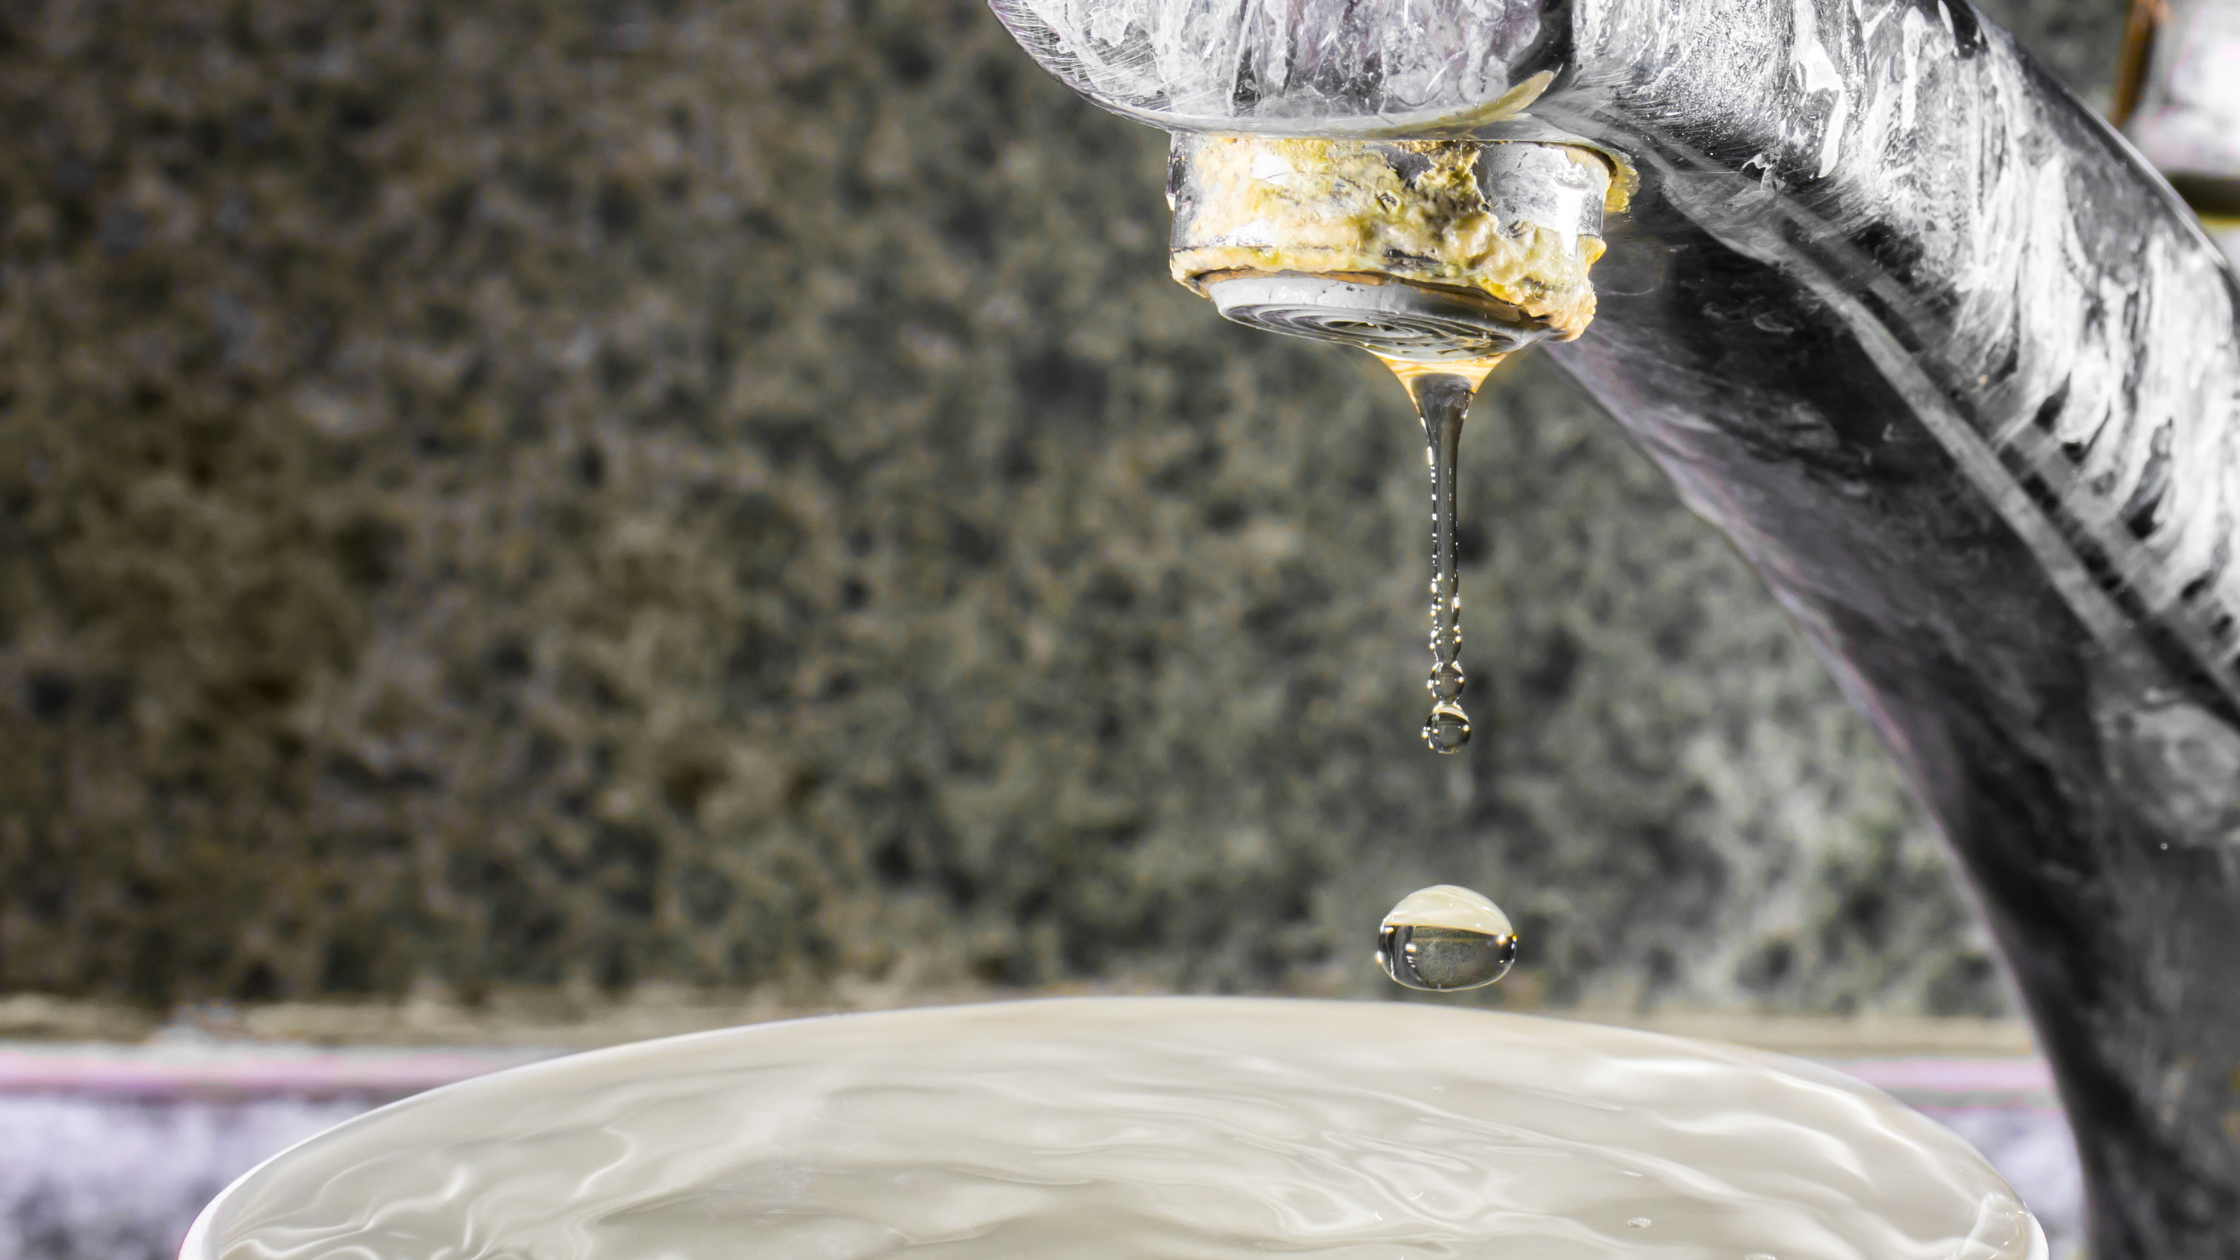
[989,1,2240,1251]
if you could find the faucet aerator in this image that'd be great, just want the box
[1203,272,1558,363]
[1166,136,1616,361]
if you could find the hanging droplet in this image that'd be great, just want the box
[1422,702,1471,752]
[1375,884,1518,991]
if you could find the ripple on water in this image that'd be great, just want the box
[186,998,2045,1260]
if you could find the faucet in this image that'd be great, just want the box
[989,0,2240,1254]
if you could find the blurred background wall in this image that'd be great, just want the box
[0,0,2126,1015]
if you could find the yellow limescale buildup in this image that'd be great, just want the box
[1170,136,1612,340]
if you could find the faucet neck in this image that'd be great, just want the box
[1537,1,2240,1250]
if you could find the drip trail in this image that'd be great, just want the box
[1382,357,1499,754]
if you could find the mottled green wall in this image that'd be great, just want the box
[0,0,2120,1010]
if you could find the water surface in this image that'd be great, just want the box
[187,998,2045,1260]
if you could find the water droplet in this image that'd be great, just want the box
[1627,1217,1652,1229]
[1422,702,1471,752]
[1376,884,1517,991]
[1428,659,1465,702]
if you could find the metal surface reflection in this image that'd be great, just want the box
[990,0,2240,1253]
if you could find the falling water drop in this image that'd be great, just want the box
[1375,883,1518,991]
[1380,356,1500,754]
[1423,702,1471,752]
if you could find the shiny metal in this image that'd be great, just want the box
[1476,140,1607,245]
[1205,274,1557,362]
[993,0,2240,1254]
[985,0,1572,136]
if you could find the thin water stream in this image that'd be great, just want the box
[1383,357,1500,754]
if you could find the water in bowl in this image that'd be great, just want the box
[185,998,2044,1260]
